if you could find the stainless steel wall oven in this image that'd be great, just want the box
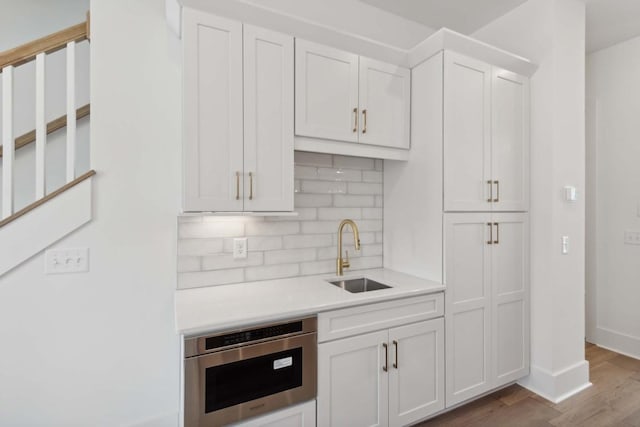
[184,317,317,427]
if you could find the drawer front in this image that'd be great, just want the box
[318,293,444,343]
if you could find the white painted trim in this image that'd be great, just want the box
[295,137,409,161]
[2,66,15,220]
[66,41,77,183]
[166,0,182,37]
[0,177,93,277]
[518,361,591,403]
[35,52,47,199]
[409,28,537,76]
[592,327,640,360]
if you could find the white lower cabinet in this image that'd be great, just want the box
[231,400,316,427]
[444,212,529,407]
[318,307,445,427]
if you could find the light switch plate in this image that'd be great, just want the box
[564,186,577,202]
[561,236,569,254]
[624,231,640,245]
[45,248,89,274]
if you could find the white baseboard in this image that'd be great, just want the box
[0,177,93,276]
[592,327,640,360]
[518,360,591,403]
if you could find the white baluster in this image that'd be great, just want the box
[66,41,76,183]
[2,66,15,219]
[35,52,46,199]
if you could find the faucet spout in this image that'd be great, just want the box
[336,219,361,276]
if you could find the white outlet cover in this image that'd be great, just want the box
[233,238,248,259]
[45,248,89,274]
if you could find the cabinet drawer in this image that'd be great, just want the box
[318,293,444,343]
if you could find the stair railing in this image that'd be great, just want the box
[0,13,90,221]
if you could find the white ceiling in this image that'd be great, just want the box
[584,0,640,53]
[359,0,640,54]
[358,0,528,35]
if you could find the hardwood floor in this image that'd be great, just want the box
[416,343,640,426]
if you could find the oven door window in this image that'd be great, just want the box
[205,347,303,413]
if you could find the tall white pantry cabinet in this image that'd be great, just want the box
[384,50,530,408]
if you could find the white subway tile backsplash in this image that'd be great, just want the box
[302,180,347,194]
[246,221,300,236]
[179,221,245,238]
[202,253,264,270]
[362,170,383,183]
[295,193,333,207]
[334,194,375,207]
[245,264,300,282]
[316,167,362,182]
[179,269,245,289]
[333,155,375,170]
[283,234,332,249]
[265,248,316,265]
[177,153,384,288]
[294,151,333,167]
[317,208,362,220]
[178,238,224,255]
[348,182,383,195]
[375,159,384,171]
[223,236,283,252]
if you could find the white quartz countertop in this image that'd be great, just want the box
[175,268,444,336]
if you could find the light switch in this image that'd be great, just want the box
[624,231,640,245]
[564,186,577,202]
[561,236,569,254]
[45,248,89,274]
[233,238,248,259]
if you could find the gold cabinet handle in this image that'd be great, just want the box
[362,109,368,134]
[235,171,240,200]
[487,180,493,203]
[382,343,388,372]
[249,172,254,200]
[487,222,493,245]
[393,340,398,369]
[352,107,358,133]
[494,222,499,244]
[493,180,499,202]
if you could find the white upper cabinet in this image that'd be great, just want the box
[182,9,294,212]
[295,40,359,143]
[243,25,294,212]
[492,69,530,212]
[443,51,529,213]
[183,10,244,212]
[295,40,411,152]
[359,58,411,149]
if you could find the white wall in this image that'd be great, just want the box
[586,35,640,359]
[0,0,182,425]
[473,0,589,402]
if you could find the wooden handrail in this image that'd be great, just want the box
[0,21,88,71]
[0,104,90,158]
[0,169,96,228]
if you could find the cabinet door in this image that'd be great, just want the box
[492,213,529,386]
[388,318,444,427]
[295,40,359,143]
[444,213,493,407]
[318,330,389,427]
[492,69,529,212]
[183,9,244,211]
[358,57,410,149]
[243,25,294,212]
[443,52,492,212]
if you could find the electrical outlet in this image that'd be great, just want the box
[233,238,248,259]
[624,231,640,245]
[45,248,89,274]
[561,236,569,254]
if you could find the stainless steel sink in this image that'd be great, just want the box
[328,277,391,293]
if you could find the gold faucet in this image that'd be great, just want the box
[336,219,361,276]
